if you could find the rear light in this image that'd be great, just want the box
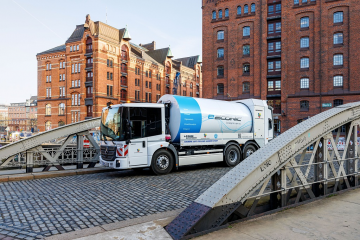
[165,134,171,142]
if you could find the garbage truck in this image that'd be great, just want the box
[99,95,273,175]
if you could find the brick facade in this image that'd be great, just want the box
[36,14,202,132]
[202,0,360,135]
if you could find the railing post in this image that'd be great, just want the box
[270,170,281,209]
[323,138,329,195]
[280,167,287,207]
[77,135,84,169]
[355,125,359,187]
[26,150,33,173]
[347,124,357,187]
[313,137,325,197]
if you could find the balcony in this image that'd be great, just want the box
[86,63,93,68]
[121,55,128,62]
[86,48,92,54]
[121,78,127,87]
[86,93,93,98]
[86,77,93,82]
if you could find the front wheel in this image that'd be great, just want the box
[151,149,174,175]
[224,145,241,167]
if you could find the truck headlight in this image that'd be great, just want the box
[116,160,120,168]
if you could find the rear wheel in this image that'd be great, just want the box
[243,144,257,160]
[224,145,241,167]
[151,149,174,175]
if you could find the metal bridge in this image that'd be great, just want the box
[0,118,100,172]
[1,102,360,239]
[165,101,360,239]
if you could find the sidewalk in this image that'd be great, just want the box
[64,188,360,240]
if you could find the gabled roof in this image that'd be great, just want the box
[37,45,66,56]
[66,24,85,43]
[146,47,171,64]
[174,55,201,69]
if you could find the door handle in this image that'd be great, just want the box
[143,141,146,148]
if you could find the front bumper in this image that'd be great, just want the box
[99,156,129,169]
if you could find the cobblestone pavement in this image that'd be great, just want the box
[0,163,230,239]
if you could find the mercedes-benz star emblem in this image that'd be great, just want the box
[105,147,108,154]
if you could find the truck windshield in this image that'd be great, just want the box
[101,107,127,141]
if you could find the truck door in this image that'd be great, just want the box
[129,108,148,166]
[254,106,265,146]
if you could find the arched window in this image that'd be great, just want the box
[333,75,343,87]
[120,89,127,100]
[334,99,343,107]
[217,83,224,95]
[300,57,309,69]
[190,83,193,89]
[243,45,250,56]
[58,121,65,127]
[212,11,216,20]
[217,30,224,40]
[121,45,128,60]
[300,17,309,28]
[72,93,81,106]
[45,121,52,131]
[300,37,309,48]
[243,26,250,37]
[244,5,248,14]
[121,63,127,72]
[166,62,171,74]
[300,100,309,111]
[219,9,223,18]
[300,78,309,89]
[58,103,65,115]
[217,48,224,58]
[217,66,224,77]
[237,6,242,15]
[45,104,51,116]
[251,3,255,13]
[243,82,250,92]
[333,54,343,66]
[333,32,343,45]
[121,76,127,86]
[225,8,229,18]
[86,37,92,53]
[243,63,250,74]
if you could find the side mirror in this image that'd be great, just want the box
[126,139,131,144]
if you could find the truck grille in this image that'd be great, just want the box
[100,146,117,161]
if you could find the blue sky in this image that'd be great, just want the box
[0,0,202,104]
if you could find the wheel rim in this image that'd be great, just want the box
[246,149,254,158]
[156,155,169,170]
[228,150,238,163]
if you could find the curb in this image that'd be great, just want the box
[0,168,116,183]
[44,208,184,240]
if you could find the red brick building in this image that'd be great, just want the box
[36,14,202,132]
[202,0,360,135]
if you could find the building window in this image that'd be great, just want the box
[237,6,241,15]
[135,90,140,101]
[333,54,343,66]
[268,22,281,35]
[251,3,255,13]
[268,41,281,55]
[243,63,250,74]
[212,11,216,20]
[146,71,149,77]
[294,0,299,4]
[45,104,51,116]
[333,12,343,24]
[107,59,113,67]
[300,78,309,89]
[217,48,224,58]
[45,121,52,131]
[268,80,281,93]
[58,121,65,127]
[121,89,127,100]
[244,4,248,14]
[268,3,281,15]
[225,8,229,18]
[217,31,224,40]
[334,99,343,107]
[268,60,281,74]
[301,17,309,28]
[59,103,65,115]
[219,9,223,18]
[46,88,51,98]
[149,71,152,78]
[300,57,309,69]
[71,111,80,123]
[300,37,309,48]
[243,45,250,56]
[107,85,113,96]
[243,82,250,92]
[243,26,250,37]
[217,66,224,77]
[217,83,224,95]
[59,86,65,97]
[190,83,193,89]
[300,100,309,111]
[333,32,343,45]
[71,93,80,106]
[333,75,343,87]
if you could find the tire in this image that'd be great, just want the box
[224,145,241,167]
[243,144,257,160]
[151,149,174,175]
